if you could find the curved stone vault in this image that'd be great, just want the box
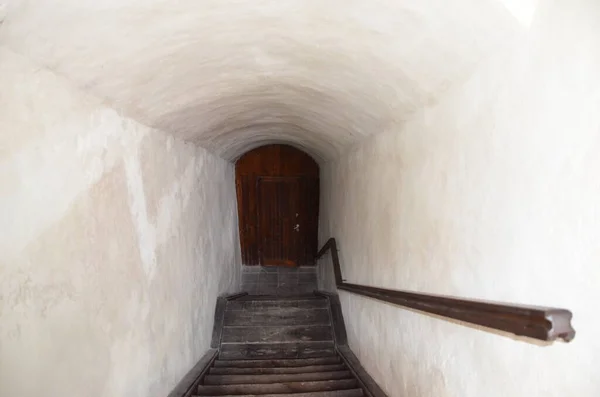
[0,0,521,162]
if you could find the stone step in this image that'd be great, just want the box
[204,370,353,385]
[219,342,336,360]
[221,325,333,344]
[235,294,320,301]
[227,299,328,311]
[213,356,341,368]
[197,379,359,395]
[209,364,346,375]
[223,307,330,327]
[194,390,363,397]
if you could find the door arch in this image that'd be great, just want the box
[235,144,319,266]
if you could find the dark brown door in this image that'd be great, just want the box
[258,177,301,266]
[236,145,319,266]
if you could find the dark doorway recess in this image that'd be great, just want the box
[235,144,320,266]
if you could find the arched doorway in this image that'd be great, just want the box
[235,144,319,266]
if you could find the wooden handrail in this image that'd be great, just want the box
[316,238,575,342]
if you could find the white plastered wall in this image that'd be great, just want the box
[0,47,241,397]
[319,1,600,396]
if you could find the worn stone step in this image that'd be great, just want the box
[224,307,331,326]
[235,294,320,301]
[221,325,333,344]
[197,379,359,395]
[194,389,364,397]
[227,299,328,311]
[204,371,353,385]
[213,356,341,368]
[219,342,336,360]
[219,342,336,361]
[209,364,346,375]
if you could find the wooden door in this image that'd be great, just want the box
[258,177,301,266]
[236,145,319,266]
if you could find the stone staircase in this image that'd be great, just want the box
[193,294,371,396]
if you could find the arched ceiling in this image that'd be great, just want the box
[0,0,520,162]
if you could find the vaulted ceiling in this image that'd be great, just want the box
[0,0,521,162]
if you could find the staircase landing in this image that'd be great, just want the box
[241,266,317,296]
